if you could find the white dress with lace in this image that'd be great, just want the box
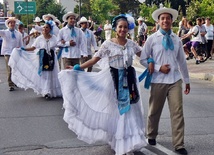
[8,35,62,97]
[58,39,147,155]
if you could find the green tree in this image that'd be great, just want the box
[36,0,66,23]
[112,0,140,15]
[89,0,119,24]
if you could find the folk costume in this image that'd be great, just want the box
[58,14,147,155]
[0,17,23,91]
[8,23,62,98]
[57,12,87,68]
[78,16,98,72]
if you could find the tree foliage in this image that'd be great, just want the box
[35,0,66,23]
[89,0,118,24]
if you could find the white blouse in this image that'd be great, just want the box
[94,39,141,69]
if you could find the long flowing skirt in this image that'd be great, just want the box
[58,68,147,155]
[8,48,62,97]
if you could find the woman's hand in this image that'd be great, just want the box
[66,65,73,70]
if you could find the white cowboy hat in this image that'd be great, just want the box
[5,17,18,28]
[33,17,42,22]
[55,18,61,25]
[137,17,144,21]
[152,7,178,22]
[42,14,56,21]
[78,16,88,25]
[62,12,78,22]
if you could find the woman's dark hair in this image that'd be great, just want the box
[115,18,128,27]
[187,21,193,26]
[45,22,52,30]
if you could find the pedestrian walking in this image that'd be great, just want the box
[140,7,190,155]
[57,12,87,69]
[8,22,62,99]
[204,17,213,59]
[104,20,112,40]
[0,17,23,91]
[78,16,98,72]
[58,14,154,155]
[137,16,148,46]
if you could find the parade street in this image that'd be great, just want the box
[0,56,214,155]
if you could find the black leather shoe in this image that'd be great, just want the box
[175,148,188,155]
[9,87,15,91]
[148,139,156,145]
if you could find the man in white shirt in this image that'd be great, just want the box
[57,12,87,69]
[78,17,98,72]
[104,20,112,40]
[140,7,190,155]
[137,16,148,46]
[0,17,23,91]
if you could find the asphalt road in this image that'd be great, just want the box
[0,56,214,155]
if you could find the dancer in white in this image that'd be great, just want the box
[58,14,154,155]
[0,17,23,91]
[9,22,62,99]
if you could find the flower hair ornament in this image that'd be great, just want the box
[112,14,135,31]
[45,20,54,34]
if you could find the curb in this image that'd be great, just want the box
[189,73,214,82]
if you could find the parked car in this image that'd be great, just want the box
[0,19,7,55]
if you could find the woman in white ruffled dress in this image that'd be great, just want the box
[9,22,62,99]
[58,15,154,155]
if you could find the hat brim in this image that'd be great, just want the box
[152,7,178,22]
[5,18,18,28]
[33,19,42,22]
[42,14,56,21]
[63,13,78,22]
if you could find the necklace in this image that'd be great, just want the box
[116,38,126,50]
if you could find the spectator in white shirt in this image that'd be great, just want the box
[204,17,213,59]
[104,20,112,40]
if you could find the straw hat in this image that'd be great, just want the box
[78,17,88,25]
[42,14,56,21]
[5,17,18,28]
[62,12,78,22]
[152,7,178,22]
[33,17,42,22]
[55,18,61,26]
[137,17,144,21]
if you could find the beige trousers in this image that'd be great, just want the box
[147,80,185,149]
[62,58,80,69]
[80,55,92,72]
[4,55,15,87]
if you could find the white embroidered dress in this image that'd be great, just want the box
[8,35,62,97]
[58,39,147,155]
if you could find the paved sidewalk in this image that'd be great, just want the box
[133,57,214,83]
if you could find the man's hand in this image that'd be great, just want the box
[184,84,190,95]
[61,39,66,44]
[160,64,171,74]
[148,62,154,74]
[70,40,76,46]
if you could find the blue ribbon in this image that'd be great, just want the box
[57,47,68,60]
[37,49,45,76]
[159,28,174,51]
[9,29,16,39]
[73,64,84,71]
[138,58,154,89]
[118,69,130,115]
[85,31,90,38]
[68,26,76,37]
